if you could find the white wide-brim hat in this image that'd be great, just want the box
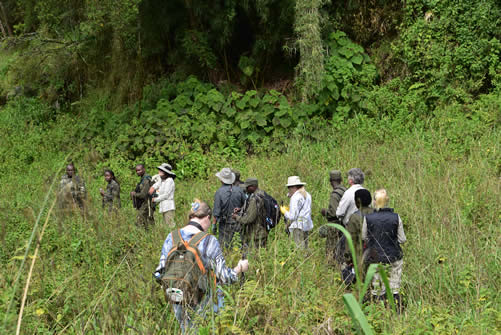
[216,167,235,185]
[286,176,306,187]
[158,163,176,176]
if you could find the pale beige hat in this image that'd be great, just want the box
[286,176,306,187]
[216,167,235,185]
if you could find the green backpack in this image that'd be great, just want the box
[161,229,209,306]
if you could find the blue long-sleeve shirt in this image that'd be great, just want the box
[156,225,238,285]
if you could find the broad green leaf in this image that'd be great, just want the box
[256,115,267,127]
[360,264,379,304]
[329,84,340,100]
[235,99,247,110]
[240,120,250,129]
[339,46,354,58]
[352,54,363,65]
[249,97,260,108]
[343,293,374,335]
[280,117,291,128]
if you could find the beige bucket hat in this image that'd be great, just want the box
[216,167,235,185]
[286,176,306,187]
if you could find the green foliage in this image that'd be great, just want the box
[395,0,501,98]
[111,76,317,178]
[0,95,499,333]
[318,31,377,120]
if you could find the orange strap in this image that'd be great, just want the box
[166,230,208,275]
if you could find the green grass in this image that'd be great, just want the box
[0,103,500,334]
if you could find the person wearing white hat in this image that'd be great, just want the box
[280,176,313,249]
[149,163,176,227]
[213,167,246,248]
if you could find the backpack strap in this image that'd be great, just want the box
[187,231,209,248]
[167,229,184,258]
[333,188,345,199]
[185,232,208,275]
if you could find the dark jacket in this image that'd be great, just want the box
[365,208,403,264]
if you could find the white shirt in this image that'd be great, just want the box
[285,189,313,232]
[336,184,364,225]
[152,177,175,213]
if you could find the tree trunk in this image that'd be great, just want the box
[0,1,13,36]
[0,17,7,38]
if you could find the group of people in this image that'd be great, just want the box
[318,168,406,307]
[57,163,407,332]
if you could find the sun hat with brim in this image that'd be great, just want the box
[216,167,235,185]
[158,163,176,176]
[243,177,258,188]
[286,176,306,187]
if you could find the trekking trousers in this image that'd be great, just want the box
[370,259,403,296]
[218,221,241,249]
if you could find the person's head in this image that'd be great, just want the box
[243,178,258,194]
[158,163,175,180]
[188,199,212,231]
[374,189,389,210]
[215,167,235,185]
[329,170,342,188]
[286,176,306,196]
[231,169,241,185]
[135,164,145,177]
[66,164,75,177]
[104,169,116,183]
[347,168,364,186]
[354,189,372,209]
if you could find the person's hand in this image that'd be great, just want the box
[152,197,157,203]
[130,191,136,197]
[320,208,327,216]
[234,259,249,274]
[100,188,105,196]
[231,213,238,220]
[233,207,240,213]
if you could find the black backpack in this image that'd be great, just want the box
[260,191,281,231]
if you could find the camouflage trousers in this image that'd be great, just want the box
[370,259,403,296]
[162,210,175,228]
[136,204,155,229]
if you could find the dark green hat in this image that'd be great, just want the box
[329,170,342,181]
[243,177,258,188]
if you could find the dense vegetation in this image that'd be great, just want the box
[0,0,500,333]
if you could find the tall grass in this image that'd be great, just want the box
[0,111,499,334]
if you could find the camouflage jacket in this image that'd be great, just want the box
[235,189,267,240]
[133,174,152,209]
[103,179,121,211]
[58,174,86,208]
[326,185,346,222]
[337,206,374,264]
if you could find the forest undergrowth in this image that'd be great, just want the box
[0,102,499,334]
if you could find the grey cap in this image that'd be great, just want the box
[243,177,258,188]
[329,170,342,181]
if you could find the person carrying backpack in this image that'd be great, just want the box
[232,178,268,250]
[154,199,249,333]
